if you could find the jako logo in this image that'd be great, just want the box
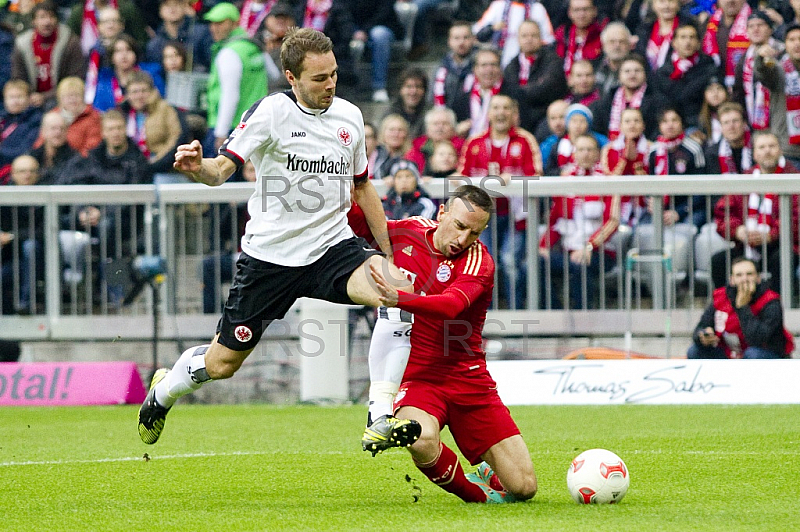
[291,131,306,137]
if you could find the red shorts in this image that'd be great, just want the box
[393,364,520,465]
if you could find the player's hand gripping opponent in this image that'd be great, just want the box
[370,262,402,307]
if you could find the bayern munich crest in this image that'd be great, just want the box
[337,127,352,146]
[234,325,253,343]
[436,263,452,282]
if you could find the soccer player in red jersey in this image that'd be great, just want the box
[369,185,538,503]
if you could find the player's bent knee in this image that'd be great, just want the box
[511,474,538,501]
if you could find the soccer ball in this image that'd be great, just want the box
[567,448,630,504]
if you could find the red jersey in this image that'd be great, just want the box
[385,217,495,369]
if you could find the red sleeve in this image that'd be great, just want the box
[539,197,562,248]
[396,290,470,320]
[715,195,743,238]
[396,269,490,319]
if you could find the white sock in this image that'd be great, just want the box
[368,381,399,421]
[367,319,412,423]
[154,345,212,408]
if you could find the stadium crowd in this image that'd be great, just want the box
[3,0,800,318]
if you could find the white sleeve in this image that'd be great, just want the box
[353,116,368,178]
[533,4,555,45]
[223,96,274,165]
[214,48,244,138]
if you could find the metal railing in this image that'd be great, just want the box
[2,174,800,341]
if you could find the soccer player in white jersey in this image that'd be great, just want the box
[137,27,419,447]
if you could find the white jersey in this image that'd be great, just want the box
[222,91,369,266]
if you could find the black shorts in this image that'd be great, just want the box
[216,236,382,351]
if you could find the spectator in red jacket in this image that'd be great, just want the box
[689,257,794,358]
[710,131,798,291]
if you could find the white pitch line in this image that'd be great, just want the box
[0,449,344,467]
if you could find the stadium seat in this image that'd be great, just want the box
[693,222,730,289]
[349,1,419,64]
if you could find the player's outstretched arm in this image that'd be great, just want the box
[173,140,238,187]
[353,179,393,261]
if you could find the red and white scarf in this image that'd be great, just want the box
[646,17,678,70]
[743,44,771,130]
[126,108,150,158]
[32,29,58,93]
[669,51,699,80]
[303,0,332,32]
[494,0,534,50]
[80,0,118,56]
[565,89,600,107]
[608,84,646,140]
[567,162,603,176]
[517,53,535,85]
[556,135,575,168]
[702,4,751,88]
[653,133,685,175]
[561,22,603,76]
[240,0,275,37]
[84,48,101,104]
[781,54,800,144]
[745,161,782,260]
[469,79,502,137]
[717,129,752,174]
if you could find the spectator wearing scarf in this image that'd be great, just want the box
[652,22,718,130]
[754,22,800,167]
[733,11,784,132]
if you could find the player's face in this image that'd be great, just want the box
[288,51,338,110]
[658,111,683,139]
[434,199,490,258]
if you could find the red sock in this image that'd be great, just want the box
[415,443,487,503]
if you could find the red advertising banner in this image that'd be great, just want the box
[0,361,146,406]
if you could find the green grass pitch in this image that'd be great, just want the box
[1,404,798,531]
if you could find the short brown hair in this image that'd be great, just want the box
[447,184,493,214]
[102,108,126,125]
[718,101,745,120]
[280,27,334,77]
[127,70,155,90]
